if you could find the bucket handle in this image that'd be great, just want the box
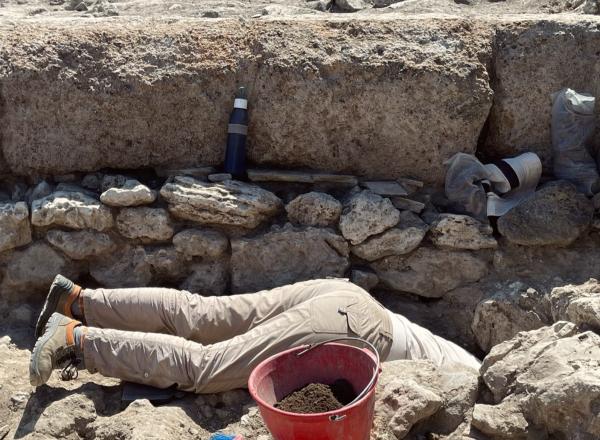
[296,337,380,416]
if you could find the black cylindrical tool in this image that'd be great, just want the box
[224,87,248,178]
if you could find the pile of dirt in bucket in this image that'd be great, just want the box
[275,379,356,414]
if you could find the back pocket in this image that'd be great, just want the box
[310,295,357,334]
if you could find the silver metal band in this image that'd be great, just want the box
[228,124,248,135]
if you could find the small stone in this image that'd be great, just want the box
[372,247,488,298]
[160,177,282,229]
[472,402,529,438]
[361,181,409,196]
[497,181,594,247]
[334,0,369,11]
[172,229,228,260]
[55,183,98,198]
[350,269,379,291]
[430,214,497,250]
[46,229,116,260]
[339,190,400,245]
[0,335,12,346]
[208,173,232,182]
[100,179,156,207]
[31,191,113,231]
[351,211,427,261]
[10,391,30,410]
[81,173,103,190]
[116,208,174,242]
[53,173,78,183]
[180,260,228,295]
[28,180,53,204]
[551,279,600,332]
[90,246,151,288]
[389,196,425,214]
[145,247,188,281]
[0,202,32,252]
[202,10,220,17]
[74,2,87,10]
[286,192,342,227]
[10,182,28,201]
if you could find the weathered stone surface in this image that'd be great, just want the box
[180,260,229,295]
[339,190,400,245]
[430,214,497,250]
[231,224,349,293]
[172,229,229,260]
[1,20,492,184]
[335,0,370,11]
[28,180,53,204]
[374,360,479,439]
[100,178,156,207]
[0,202,31,253]
[144,246,189,281]
[484,20,600,171]
[497,181,593,246]
[551,278,600,331]
[160,177,282,229]
[31,191,114,231]
[90,246,152,287]
[480,322,600,439]
[285,192,342,227]
[372,247,488,298]
[0,242,78,297]
[471,400,529,439]
[472,281,550,352]
[116,207,174,242]
[46,230,117,260]
[350,269,379,291]
[351,211,427,261]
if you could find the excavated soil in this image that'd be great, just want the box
[275,379,356,414]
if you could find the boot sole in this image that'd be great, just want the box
[30,313,64,387]
[35,275,72,338]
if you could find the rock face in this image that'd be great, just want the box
[429,214,497,250]
[31,191,114,231]
[339,190,400,245]
[45,230,117,260]
[231,224,349,293]
[351,211,428,261]
[172,229,229,260]
[1,19,492,184]
[372,247,488,298]
[551,278,600,331]
[160,177,282,229]
[480,322,600,439]
[374,360,479,439]
[100,178,156,207]
[144,247,189,281]
[471,281,550,352]
[116,207,174,242]
[350,269,379,291]
[285,192,342,227]
[0,202,31,253]
[180,261,229,295]
[90,246,152,288]
[497,181,593,247]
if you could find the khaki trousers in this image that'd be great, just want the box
[82,279,393,394]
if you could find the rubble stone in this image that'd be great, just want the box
[0,202,32,253]
[350,269,379,291]
[497,181,593,246]
[160,177,282,229]
[550,278,600,332]
[145,246,189,281]
[100,178,156,207]
[180,260,229,295]
[116,207,174,242]
[31,191,113,231]
[90,246,152,287]
[351,211,427,261]
[430,214,497,250]
[339,190,400,245]
[372,247,488,298]
[231,224,349,293]
[45,230,116,260]
[172,229,229,260]
[285,192,342,227]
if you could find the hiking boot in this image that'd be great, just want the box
[30,313,82,386]
[35,274,82,338]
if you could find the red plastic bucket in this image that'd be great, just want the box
[248,339,380,440]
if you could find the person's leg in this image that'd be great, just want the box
[81,288,393,394]
[83,279,359,344]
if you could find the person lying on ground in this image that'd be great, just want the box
[30,276,481,393]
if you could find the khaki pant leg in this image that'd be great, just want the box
[83,288,392,394]
[83,279,364,344]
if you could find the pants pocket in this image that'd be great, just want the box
[310,295,357,334]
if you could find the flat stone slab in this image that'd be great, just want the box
[247,169,358,186]
[361,181,409,197]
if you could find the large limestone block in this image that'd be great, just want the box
[160,177,282,229]
[116,207,174,242]
[484,20,600,170]
[339,190,400,245]
[374,360,479,439]
[0,202,31,253]
[497,181,593,246]
[231,224,349,293]
[45,230,117,260]
[172,229,229,260]
[31,191,114,231]
[351,211,428,261]
[480,322,600,439]
[1,20,492,184]
[372,247,488,298]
